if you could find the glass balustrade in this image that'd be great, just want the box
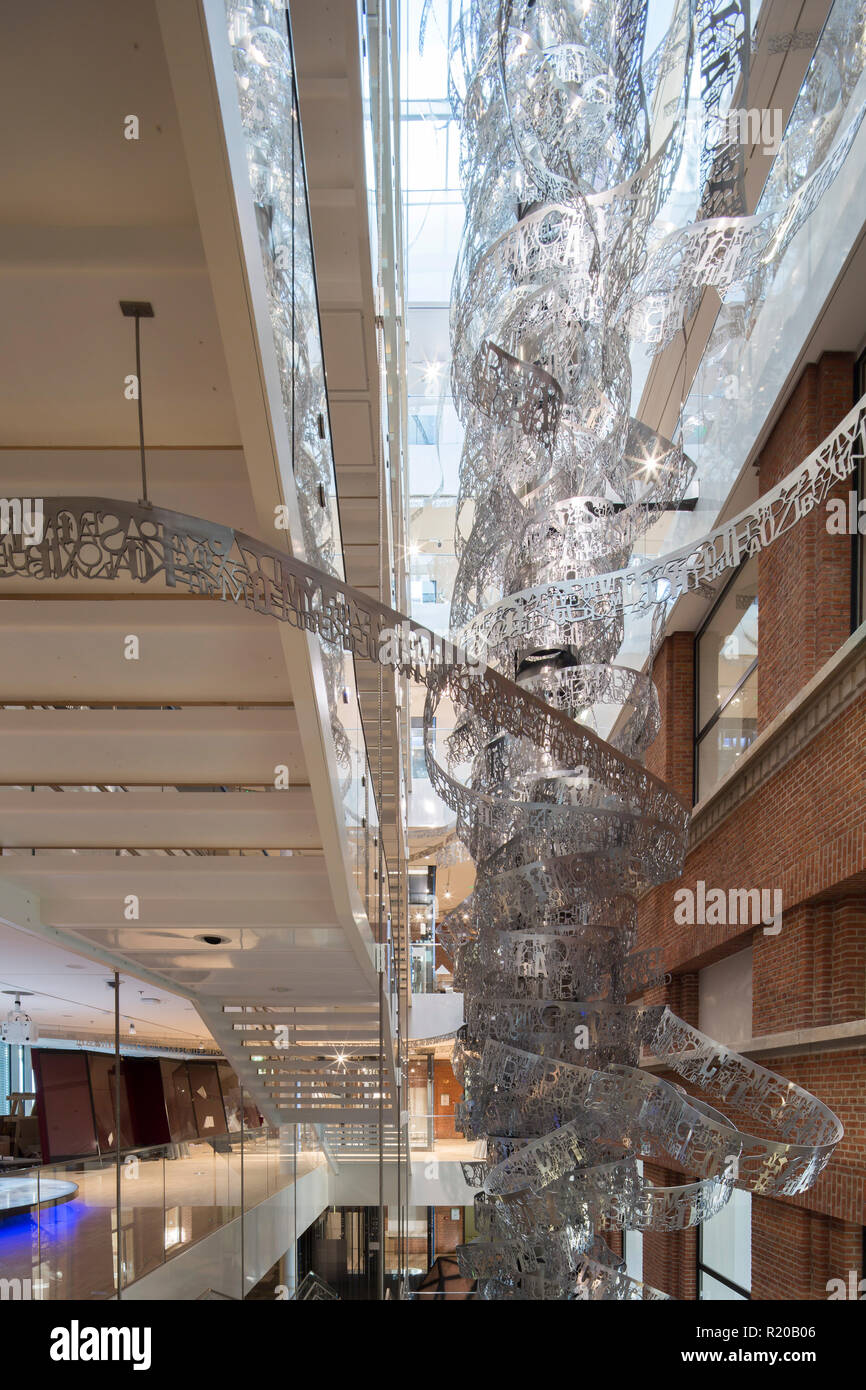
[0,1125,325,1300]
[221,0,401,947]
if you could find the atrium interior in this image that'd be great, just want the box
[0,0,864,1318]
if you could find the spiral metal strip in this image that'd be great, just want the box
[3,0,862,1279]
[0,488,848,1298]
[439,0,859,1298]
[4,0,861,1304]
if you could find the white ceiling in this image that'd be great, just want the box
[0,918,209,1048]
[0,0,239,448]
[0,0,391,1124]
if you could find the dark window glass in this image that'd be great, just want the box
[695,556,758,799]
[187,1061,228,1137]
[160,1059,197,1142]
[88,1053,133,1151]
[33,1049,97,1161]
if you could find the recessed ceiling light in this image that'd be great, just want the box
[195,934,229,946]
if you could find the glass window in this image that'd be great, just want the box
[0,1045,8,1116]
[623,1162,644,1284]
[410,575,438,604]
[699,1188,751,1300]
[700,1270,748,1300]
[856,353,866,630]
[0,1043,34,1117]
[624,1228,643,1284]
[858,450,865,628]
[695,556,759,799]
[409,412,438,446]
[411,715,430,780]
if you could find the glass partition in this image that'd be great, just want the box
[0,1122,323,1299]
[629,0,866,650]
[225,0,343,582]
[222,0,398,944]
[0,961,326,1303]
[35,1153,118,1300]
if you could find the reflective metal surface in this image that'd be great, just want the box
[3,2,862,1297]
[437,0,857,1298]
[0,483,848,1296]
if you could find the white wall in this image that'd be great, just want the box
[328,1157,474,1207]
[698,946,753,1046]
[409,1158,474,1205]
[328,1160,400,1207]
[408,991,464,1038]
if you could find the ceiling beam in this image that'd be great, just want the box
[0,706,306,786]
[0,788,324,851]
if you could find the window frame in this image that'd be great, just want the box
[853,351,866,633]
[696,1198,752,1301]
[693,557,759,803]
[696,1187,753,1301]
[696,1253,752,1301]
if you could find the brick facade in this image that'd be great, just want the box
[646,630,695,803]
[434,1205,465,1255]
[757,353,854,726]
[751,1202,863,1301]
[635,354,865,1300]
[433,1057,462,1141]
[641,1163,698,1301]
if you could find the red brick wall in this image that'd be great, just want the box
[641,1163,698,1300]
[757,1049,865,1227]
[752,903,832,1033]
[606,1227,623,1260]
[752,1202,863,1300]
[831,902,866,1022]
[646,631,695,806]
[634,1050,865,1299]
[634,354,865,1298]
[434,1058,461,1140]
[757,352,854,727]
[639,693,866,976]
[752,901,866,1035]
[434,1205,464,1255]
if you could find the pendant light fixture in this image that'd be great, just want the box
[119,300,154,506]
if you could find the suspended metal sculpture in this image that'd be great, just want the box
[3,0,862,1302]
[437,0,863,1297]
[0,471,852,1302]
